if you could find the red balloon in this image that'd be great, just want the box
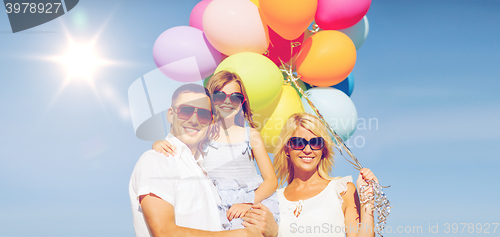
[265,27,304,67]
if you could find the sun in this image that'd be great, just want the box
[52,40,110,86]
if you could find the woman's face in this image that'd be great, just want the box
[286,126,324,174]
[214,81,243,119]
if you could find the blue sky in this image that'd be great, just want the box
[1,0,499,236]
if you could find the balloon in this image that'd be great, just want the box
[249,0,259,7]
[266,27,304,66]
[316,0,371,30]
[260,0,317,40]
[215,52,283,112]
[203,0,269,56]
[301,87,357,141]
[153,26,222,82]
[296,30,356,87]
[332,73,354,96]
[282,72,308,97]
[339,16,369,50]
[254,85,304,153]
[189,0,212,31]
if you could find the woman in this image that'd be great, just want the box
[273,113,377,237]
[153,70,280,230]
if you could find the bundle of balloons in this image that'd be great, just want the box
[152,0,371,153]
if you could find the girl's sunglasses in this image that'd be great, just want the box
[288,137,325,150]
[212,91,246,106]
[174,104,212,125]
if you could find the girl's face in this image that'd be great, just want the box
[214,81,243,119]
[286,126,324,174]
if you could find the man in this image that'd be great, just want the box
[129,84,277,237]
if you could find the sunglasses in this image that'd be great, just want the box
[288,137,325,150]
[212,91,246,107]
[174,104,212,125]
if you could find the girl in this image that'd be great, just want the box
[273,113,377,237]
[153,70,279,230]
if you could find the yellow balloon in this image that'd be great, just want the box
[254,85,304,153]
[249,0,259,7]
[215,52,283,111]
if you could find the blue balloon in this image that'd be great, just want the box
[332,73,354,96]
[301,87,358,141]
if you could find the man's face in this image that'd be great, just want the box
[167,92,212,151]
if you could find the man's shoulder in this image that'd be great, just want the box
[134,150,179,171]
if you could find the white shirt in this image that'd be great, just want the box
[277,176,353,237]
[129,134,222,237]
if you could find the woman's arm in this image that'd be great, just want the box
[152,140,177,157]
[343,168,377,237]
[250,128,278,204]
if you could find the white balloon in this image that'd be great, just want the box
[339,16,369,50]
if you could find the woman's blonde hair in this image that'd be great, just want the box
[206,70,257,129]
[273,113,336,187]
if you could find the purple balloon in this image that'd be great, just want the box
[153,26,222,82]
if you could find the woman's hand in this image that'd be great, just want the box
[152,140,177,157]
[227,203,252,221]
[356,168,378,209]
[242,203,279,237]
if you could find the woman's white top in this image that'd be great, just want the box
[277,176,353,237]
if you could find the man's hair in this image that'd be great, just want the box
[171,83,211,106]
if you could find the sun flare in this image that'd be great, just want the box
[53,41,109,85]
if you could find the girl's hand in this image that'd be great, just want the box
[152,140,177,157]
[227,203,252,221]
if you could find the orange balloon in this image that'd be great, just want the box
[260,0,317,40]
[296,30,356,87]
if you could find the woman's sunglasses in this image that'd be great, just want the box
[212,91,246,107]
[288,137,325,150]
[174,104,212,125]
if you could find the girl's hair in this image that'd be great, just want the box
[206,70,257,129]
[273,113,336,187]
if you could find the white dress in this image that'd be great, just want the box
[202,126,280,230]
[277,176,353,237]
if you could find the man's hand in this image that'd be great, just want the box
[227,203,252,221]
[242,203,278,237]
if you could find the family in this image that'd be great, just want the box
[129,71,379,237]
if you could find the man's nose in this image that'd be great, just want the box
[187,111,200,125]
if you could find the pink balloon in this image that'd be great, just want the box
[153,26,222,82]
[316,0,371,30]
[189,0,212,31]
[203,0,269,56]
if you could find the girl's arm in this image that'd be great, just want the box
[152,140,177,157]
[343,168,377,237]
[249,128,278,204]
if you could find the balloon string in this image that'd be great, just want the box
[279,59,362,170]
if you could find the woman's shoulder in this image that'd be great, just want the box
[327,176,354,199]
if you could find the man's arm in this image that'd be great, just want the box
[140,193,263,237]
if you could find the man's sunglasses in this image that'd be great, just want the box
[174,105,212,125]
[212,91,246,107]
[288,137,325,150]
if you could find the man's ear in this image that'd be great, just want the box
[167,107,174,124]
